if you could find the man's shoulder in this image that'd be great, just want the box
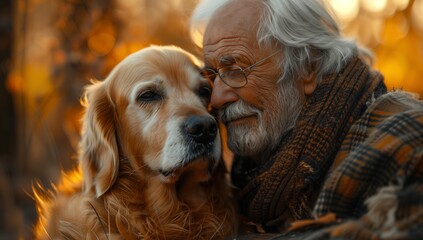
[337,90,423,158]
[365,90,423,115]
[354,90,423,134]
[316,90,423,240]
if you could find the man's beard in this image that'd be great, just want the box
[219,80,304,157]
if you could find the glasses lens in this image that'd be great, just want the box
[219,67,247,88]
[200,68,217,81]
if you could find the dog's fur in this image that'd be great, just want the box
[33,46,236,239]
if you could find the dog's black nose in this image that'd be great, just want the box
[184,116,217,143]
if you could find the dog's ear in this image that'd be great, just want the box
[79,81,119,197]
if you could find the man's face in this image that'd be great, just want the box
[203,0,304,158]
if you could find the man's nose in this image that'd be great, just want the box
[211,77,239,109]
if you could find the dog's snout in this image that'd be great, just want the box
[184,116,217,143]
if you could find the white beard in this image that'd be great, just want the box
[219,80,304,157]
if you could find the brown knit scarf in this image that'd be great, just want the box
[231,57,387,230]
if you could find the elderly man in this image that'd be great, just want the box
[190,0,423,238]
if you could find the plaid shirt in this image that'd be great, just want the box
[310,90,423,239]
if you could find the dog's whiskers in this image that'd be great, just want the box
[93,233,100,240]
[107,202,111,238]
[40,222,53,240]
[210,211,227,239]
[88,201,110,240]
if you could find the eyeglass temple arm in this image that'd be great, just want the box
[243,50,281,74]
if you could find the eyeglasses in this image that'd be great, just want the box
[200,51,280,88]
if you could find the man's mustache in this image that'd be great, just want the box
[219,101,260,123]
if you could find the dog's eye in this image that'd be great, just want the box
[199,86,212,99]
[137,90,161,102]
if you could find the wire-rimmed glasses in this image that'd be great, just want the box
[200,51,280,88]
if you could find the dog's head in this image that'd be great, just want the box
[79,46,221,197]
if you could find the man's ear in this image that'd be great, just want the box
[303,54,318,96]
[303,73,317,96]
[79,81,119,197]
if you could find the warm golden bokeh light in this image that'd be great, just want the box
[412,0,423,31]
[381,13,409,45]
[378,53,409,88]
[361,0,388,13]
[326,0,360,23]
[88,32,116,56]
[325,0,423,96]
[394,0,410,10]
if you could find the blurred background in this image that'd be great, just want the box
[0,0,422,239]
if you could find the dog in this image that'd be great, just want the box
[33,45,236,239]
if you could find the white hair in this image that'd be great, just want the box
[189,0,231,48]
[190,0,373,84]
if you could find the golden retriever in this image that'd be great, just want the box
[33,45,236,239]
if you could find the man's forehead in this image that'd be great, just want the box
[215,0,261,23]
[203,0,263,66]
[203,0,263,44]
[203,45,251,67]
